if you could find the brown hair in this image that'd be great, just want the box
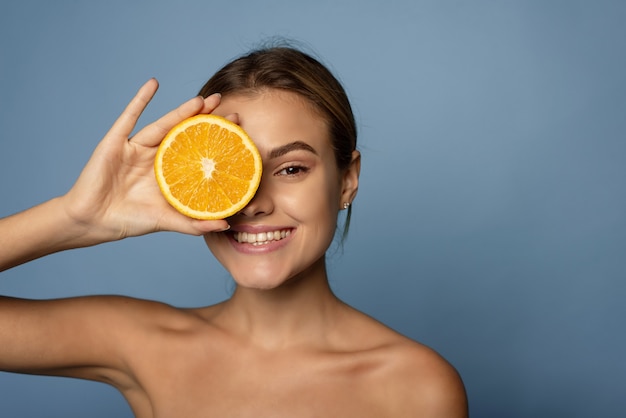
[198,46,357,171]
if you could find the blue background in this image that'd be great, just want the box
[1,1,625,417]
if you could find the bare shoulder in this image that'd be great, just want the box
[384,338,468,417]
[342,308,468,417]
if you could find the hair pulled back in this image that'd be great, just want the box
[198,46,357,171]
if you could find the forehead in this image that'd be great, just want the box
[213,90,331,156]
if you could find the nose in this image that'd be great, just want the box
[237,176,273,217]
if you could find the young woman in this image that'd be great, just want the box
[0,47,467,417]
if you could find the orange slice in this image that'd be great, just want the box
[155,114,262,219]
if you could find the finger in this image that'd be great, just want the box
[199,93,222,114]
[131,95,205,147]
[107,78,159,141]
[161,216,230,236]
[192,219,231,234]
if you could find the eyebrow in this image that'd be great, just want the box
[268,141,318,159]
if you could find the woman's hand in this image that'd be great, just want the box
[62,79,229,242]
[0,80,228,271]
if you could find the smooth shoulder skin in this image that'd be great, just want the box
[386,340,468,417]
[320,307,469,418]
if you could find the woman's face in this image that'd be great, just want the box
[203,89,359,290]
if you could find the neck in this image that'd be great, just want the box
[216,259,346,349]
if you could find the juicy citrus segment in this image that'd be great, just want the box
[155,114,262,220]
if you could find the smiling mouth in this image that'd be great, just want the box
[232,229,292,246]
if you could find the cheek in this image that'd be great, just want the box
[280,173,341,226]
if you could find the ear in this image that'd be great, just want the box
[340,150,361,207]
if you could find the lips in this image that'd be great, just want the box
[232,229,292,246]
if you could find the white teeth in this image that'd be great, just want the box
[234,229,291,245]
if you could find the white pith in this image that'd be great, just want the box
[201,157,216,179]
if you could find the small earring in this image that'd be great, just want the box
[343,202,351,210]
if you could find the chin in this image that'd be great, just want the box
[231,264,315,291]
[233,276,290,291]
[226,265,287,289]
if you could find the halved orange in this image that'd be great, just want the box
[155,114,262,219]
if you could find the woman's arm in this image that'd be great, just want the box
[0,80,231,387]
[0,294,172,388]
[0,79,228,271]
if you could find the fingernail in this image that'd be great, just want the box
[216,224,230,232]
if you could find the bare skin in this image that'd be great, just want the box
[0,81,467,417]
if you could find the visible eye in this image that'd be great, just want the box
[276,165,310,177]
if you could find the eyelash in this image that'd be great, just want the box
[276,165,310,177]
